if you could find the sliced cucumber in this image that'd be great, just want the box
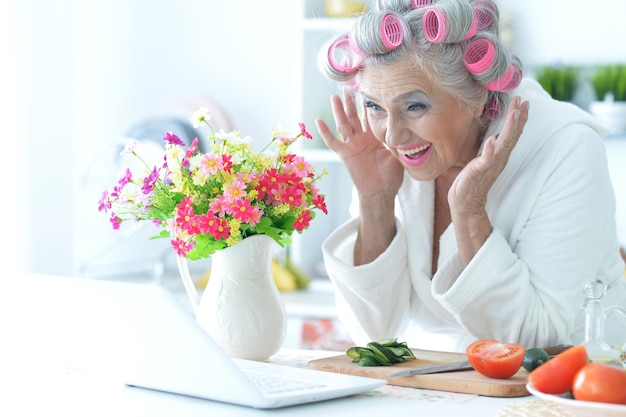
[345,338,416,367]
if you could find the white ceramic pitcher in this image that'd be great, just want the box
[177,234,287,361]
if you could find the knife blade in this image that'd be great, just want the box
[386,345,573,378]
[388,360,473,377]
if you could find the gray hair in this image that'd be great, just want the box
[318,0,522,119]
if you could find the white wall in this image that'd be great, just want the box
[7,0,626,276]
[497,0,626,67]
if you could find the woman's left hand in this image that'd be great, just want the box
[448,96,529,264]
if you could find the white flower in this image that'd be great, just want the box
[190,106,211,128]
[121,139,140,156]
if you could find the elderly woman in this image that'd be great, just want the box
[315,0,626,353]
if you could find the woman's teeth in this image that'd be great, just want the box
[398,144,430,159]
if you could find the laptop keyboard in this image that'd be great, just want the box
[247,372,326,395]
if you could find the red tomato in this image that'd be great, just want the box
[527,345,589,394]
[466,339,525,379]
[573,363,626,405]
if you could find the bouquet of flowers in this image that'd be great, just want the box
[98,107,328,261]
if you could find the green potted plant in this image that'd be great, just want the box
[589,64,626,134]
[535,65,580,102]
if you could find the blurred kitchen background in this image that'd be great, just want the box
[3,0,626,281]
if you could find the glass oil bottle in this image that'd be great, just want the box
[580,279,626,367]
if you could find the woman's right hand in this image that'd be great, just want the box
[315,90,405,200]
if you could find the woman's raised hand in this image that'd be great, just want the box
[448,96,529,266]
[449,96,529,217]
[315,90,405,201]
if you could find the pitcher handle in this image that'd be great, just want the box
[605,305,626,321]
[177,256,201,314]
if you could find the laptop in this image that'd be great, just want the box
[121,283,386,409]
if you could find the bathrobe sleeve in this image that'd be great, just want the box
[432,123,622,348]
[322,216,412,346]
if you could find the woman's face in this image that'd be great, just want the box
[359,58,485,181]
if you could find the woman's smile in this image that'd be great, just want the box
[397,143,433,167]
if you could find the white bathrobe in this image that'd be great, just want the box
[322,78,626,353]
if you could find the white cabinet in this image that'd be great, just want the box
[289,1,371,279]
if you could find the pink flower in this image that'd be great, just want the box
[171,237,194,256]
[195,213,211,235]
[209,196,229,217]
[285,155,311,178]
[163,131,185,146]
[141,167,159,194]
[231,198,262,226]
[237,171,257,184]
[186,138,199,158]
[223,180,247,202]
[277,135,296,144]
[199,153,222,175]
[109,213,121,230]
[98,190,111,212]
[176,197,197,234]
[269,188,284,206]
[118,168,132,187]
[221,154,233,173]
[299,122,313,139]
[282,186,303,207]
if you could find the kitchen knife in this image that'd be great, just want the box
[388,360,473,377]
[387,345,572,378]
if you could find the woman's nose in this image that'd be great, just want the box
[384,117,409,147]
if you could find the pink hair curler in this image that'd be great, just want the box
[474,0,496,30]
[380,14,403,50]
[485,64,515,91]
[463,38,495,74]
[464,10,478,40]
[501,65,522,92]
[422,8,448,43]
[328,36,362,74]
[484,100,500,120]
[348,31,366,56]
[411,0,432,8]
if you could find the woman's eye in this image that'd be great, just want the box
[364,101,383,112]
[407,103,428,112]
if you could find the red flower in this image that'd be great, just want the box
[210,217,231,241]
[293,210,313,232]
[312,194,328,215]
[282,186,303,207]
[221,154,233,173]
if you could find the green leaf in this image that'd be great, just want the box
[185,235,226,261]
[591,64,626,101]
[536,65,579,102]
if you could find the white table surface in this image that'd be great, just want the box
[0,271,539,417]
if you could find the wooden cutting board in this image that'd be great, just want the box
[307,348,530,397]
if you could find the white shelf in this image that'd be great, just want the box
[292,1,360,279]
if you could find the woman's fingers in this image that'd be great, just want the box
[343,89,362,129]
[495,96,529,156]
